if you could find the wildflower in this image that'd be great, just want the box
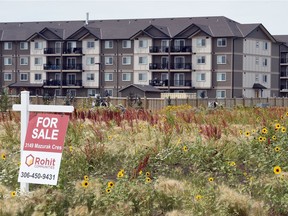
[1,153,6,160]
[84,175,89,181]
[106,188,111,193]
[245,131,250,137]
[138,170,143,175]
[262,137,267,142]
[258,136,263,142]
[275,123,281,129]
[272,135,277,140]
[69,146,73,152]
[107,181,114,188]
[281,127,286,133]
[262,128,268,134]
[229,161,236,167]
[10,191,16,197]
[195,195,202,201]
[274,147,280,152]
[252,129,256,133]
[117,170,124,178]
[286,112,288,117]
[108,135,113,140]
[208,177,214,182]
[146,177,151,183]
[81,180,89,188]
[274,166,282,175]
[146,172,150,177]
[239,130,243,135]
[281,115,284,120]
[183,146,188,152]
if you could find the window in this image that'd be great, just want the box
[138,72,147,81]
[105,41,113,49]
[262,58,268,67]
[256,57,259,65]
[122,56,132,65]
[34,41,43,49]
[196,73,206,82]
[87,41,95,48]
[87,73,95,81]
[20,57,28,65]
[197,56,206,64]
[122,73,131,81]
[67,89,76,97]
[34,73,42,81]
[4,57,12,65]
[216,90,226,98]
[34,57,42,65]
[88,89,97,97]
[4,73,12,81]
[197,38,206,47]
[139,56,147,64]
[105,56,113,65]
[4,42,12,50]
[174,39,185,51]
[263,75,268,83]
[256,41,259,48]
[217,73,226,81]
[139,39,148,48]
[217,55,226,64]
[20,73,28,81]
[217,38,227,47]
[20,42,28,50]
[86,57,95,65]
[197,90,207,98]
[263,42,268,50]
[105,89,113,97]
[255,74,259,82]
[174,56,185,69]
[105,73,113,81]
[122,40,131,48]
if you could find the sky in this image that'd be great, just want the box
[0,0,287,35]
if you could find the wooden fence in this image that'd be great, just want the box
[6,95,288,112]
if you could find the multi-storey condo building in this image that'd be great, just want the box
[0,16,283,98]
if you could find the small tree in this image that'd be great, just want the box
[0,89,10,112]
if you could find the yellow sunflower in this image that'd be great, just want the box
[274,166,282,175]
[1,153,6,160]
[117,171,124,178]
[261,128,268,134]
[106,188,111,193]
[182,146,188,152]
[229,161,236,167]
[146,172,150,177]
[69,146,73,152]
[10,191,16,197]
[281,127,286,133]
[81,180,89,188]
[146,177,151,183]
[258,136,263,142]
[208,177,214,182]
[107,181,114,188]
[195,195,202,201]
[245,131,250,137]
[275,123,281,129]
[83,175,89,181]
[272,135,277,140]
[274,147,280,152]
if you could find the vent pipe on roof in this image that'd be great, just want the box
[85,12,89,25]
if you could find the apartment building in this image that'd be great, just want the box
[0,16,283,98]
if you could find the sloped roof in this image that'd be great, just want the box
[119,84,162,92]
[274,35,288,44]
[0,16,280,41]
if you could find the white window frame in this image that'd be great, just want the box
[217,72,226,81]
[4,42,12,50]
[86,73,95,81]
[20,73,28,81]
[196,73,206,82]
[139,39,148,48]
[217,38,227,47]
[105,56,113,65]
[196,38,206,47]
[86,57,95,65]
[88,89,97,97]
[105,40,113,49]
[105,73,113,81]
[122,56,132,65]
[217,55,226,64]
[87,41,95,49]
[139,56,147,64]
[216,90,226,98]
[20,57,28,65]
[34,73,42,81]
[4,73,12,81]
[138,72,147,81]
[34,41,43,49]
[34,57,42,65]
[122,73,131,81]
[20,42,28,50]
[4,57,12,65]
[197,56,206,64]
[122,40,131,48]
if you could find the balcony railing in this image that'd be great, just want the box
[149,79,191,87]
[44,64,61,70]
[44,64,82,70]
[281,58,288,64]
[43,79,82,87]
[43,48,83,54]
[149,46,192,53]
[281,72,288,77]
[149,63,192,70]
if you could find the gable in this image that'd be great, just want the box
[40,30,62,40]
[174,25,202,38]
[144,25,170,38]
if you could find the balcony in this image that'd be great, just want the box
[44,64,82,71]
[280,85,288,92]
[43,79,82,87]
[63,48,82,54]
[149,79,191,87]
[149,46,192,53]
[149,63,192,70]
[44,48,62,55]
[44,47,83,55]
[280,72,288,78]
[170,46,192,53]
[44,64,61,70]
[281,58,288,64]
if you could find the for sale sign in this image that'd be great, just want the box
[18,113,69,185]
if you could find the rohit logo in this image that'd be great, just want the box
[25,154,34,167]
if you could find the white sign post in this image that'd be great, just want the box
[13,91,74,194]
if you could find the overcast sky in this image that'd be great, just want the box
[0,0,287,35]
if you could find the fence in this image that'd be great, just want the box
[5,95,288,112]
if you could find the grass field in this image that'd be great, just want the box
[1,105,288,215]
